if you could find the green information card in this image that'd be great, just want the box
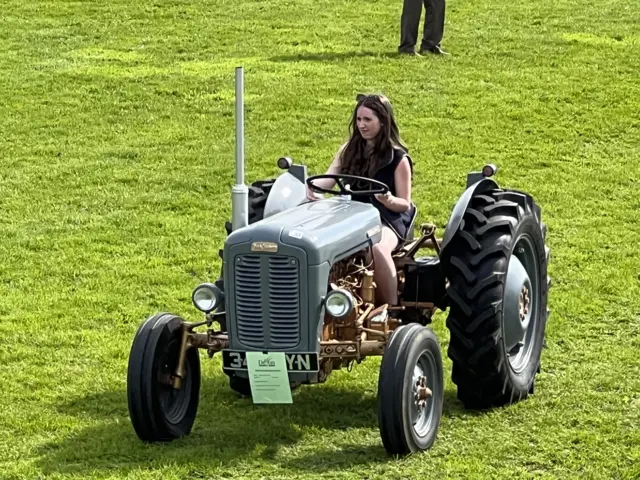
[246,352,293,404]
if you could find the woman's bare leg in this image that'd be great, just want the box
[372,226,400,306]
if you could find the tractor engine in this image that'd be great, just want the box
[322,253,397,354]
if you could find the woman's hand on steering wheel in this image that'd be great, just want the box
[306,174,389,197]
[374,191,394,207]
[306,184,323,202]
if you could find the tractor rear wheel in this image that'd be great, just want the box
[377,324,444,455]
[223,179,276,236]
[127,313,201,441]
[441,189,550,409]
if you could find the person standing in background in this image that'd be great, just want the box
[398,0,448,56]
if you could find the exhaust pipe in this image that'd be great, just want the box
[231,66,249,231]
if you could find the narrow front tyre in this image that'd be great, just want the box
[377,324,444,455]
[127,313,201,442]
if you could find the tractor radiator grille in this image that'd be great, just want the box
[234,254,301,349]
[235,255,264,346]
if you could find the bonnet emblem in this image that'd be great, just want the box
[251,242,279,252]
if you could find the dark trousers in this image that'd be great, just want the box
[398,0,446,53]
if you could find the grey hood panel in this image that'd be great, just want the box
[225,197,383,265]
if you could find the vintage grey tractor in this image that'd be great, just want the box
[126,69,550,456]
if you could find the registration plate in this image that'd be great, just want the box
[222,350,319,372]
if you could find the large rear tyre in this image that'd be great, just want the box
[127,313,201,442]
[441,189,550,409]
[223,178,276,236]
[377,324,444,455]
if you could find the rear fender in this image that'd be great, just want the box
[263,169,308,218]
[440,178,499,253]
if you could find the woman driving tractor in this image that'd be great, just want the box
[306,93,415,307]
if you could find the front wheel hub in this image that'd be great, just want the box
[415,375,432,410]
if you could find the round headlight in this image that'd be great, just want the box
[192,283,223,313]
[325,289,355,318]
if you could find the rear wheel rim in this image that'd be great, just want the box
[505,234,540,373]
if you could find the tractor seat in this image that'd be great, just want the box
[391,202,418,254]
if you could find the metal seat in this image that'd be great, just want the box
[392,202,418,254]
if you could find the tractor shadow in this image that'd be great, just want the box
[38,375,373,476]
[39,375,473,476]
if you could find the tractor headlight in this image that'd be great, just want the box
[192,283,223,313]
[324,289,355,318]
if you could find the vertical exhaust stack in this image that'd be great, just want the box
[231,66,249,231]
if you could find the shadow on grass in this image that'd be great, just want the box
[39,374,378,476]
[268,50,402,63]
[279,443,390,472]
[279,389,474,473]
[40,375,477,476]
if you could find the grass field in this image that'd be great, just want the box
[1,0,639,478]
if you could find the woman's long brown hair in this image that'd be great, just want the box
[339,94,407,178]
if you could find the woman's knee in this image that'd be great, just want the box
[372,227,398,262]
[372,243,387,259]
[381,227,399,250]
[372,244,394,266]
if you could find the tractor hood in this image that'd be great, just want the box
[224,197,383,265]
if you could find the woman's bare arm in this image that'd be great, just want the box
[375,155,412,213]
[306,144,346,199]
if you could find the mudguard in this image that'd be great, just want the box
[440,178,499,253]
[263,171,308,218]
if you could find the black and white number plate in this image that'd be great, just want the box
[222,350,319,372]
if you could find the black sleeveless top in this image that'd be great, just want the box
[349,146,415,241]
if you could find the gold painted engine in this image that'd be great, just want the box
[318,253,400,378]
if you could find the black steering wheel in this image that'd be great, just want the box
[306,174,389,197]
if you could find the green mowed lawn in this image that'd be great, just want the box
[1,0,639,478]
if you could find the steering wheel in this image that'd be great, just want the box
[306,174,389,197]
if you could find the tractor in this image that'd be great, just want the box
[126,69,550,456]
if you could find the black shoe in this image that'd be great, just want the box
[420,45,450,55]
[398,49,422,57]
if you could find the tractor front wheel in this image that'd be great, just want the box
[377,324,444,455]
[127,313,201,442]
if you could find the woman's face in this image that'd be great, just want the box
[356,106,382,141]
